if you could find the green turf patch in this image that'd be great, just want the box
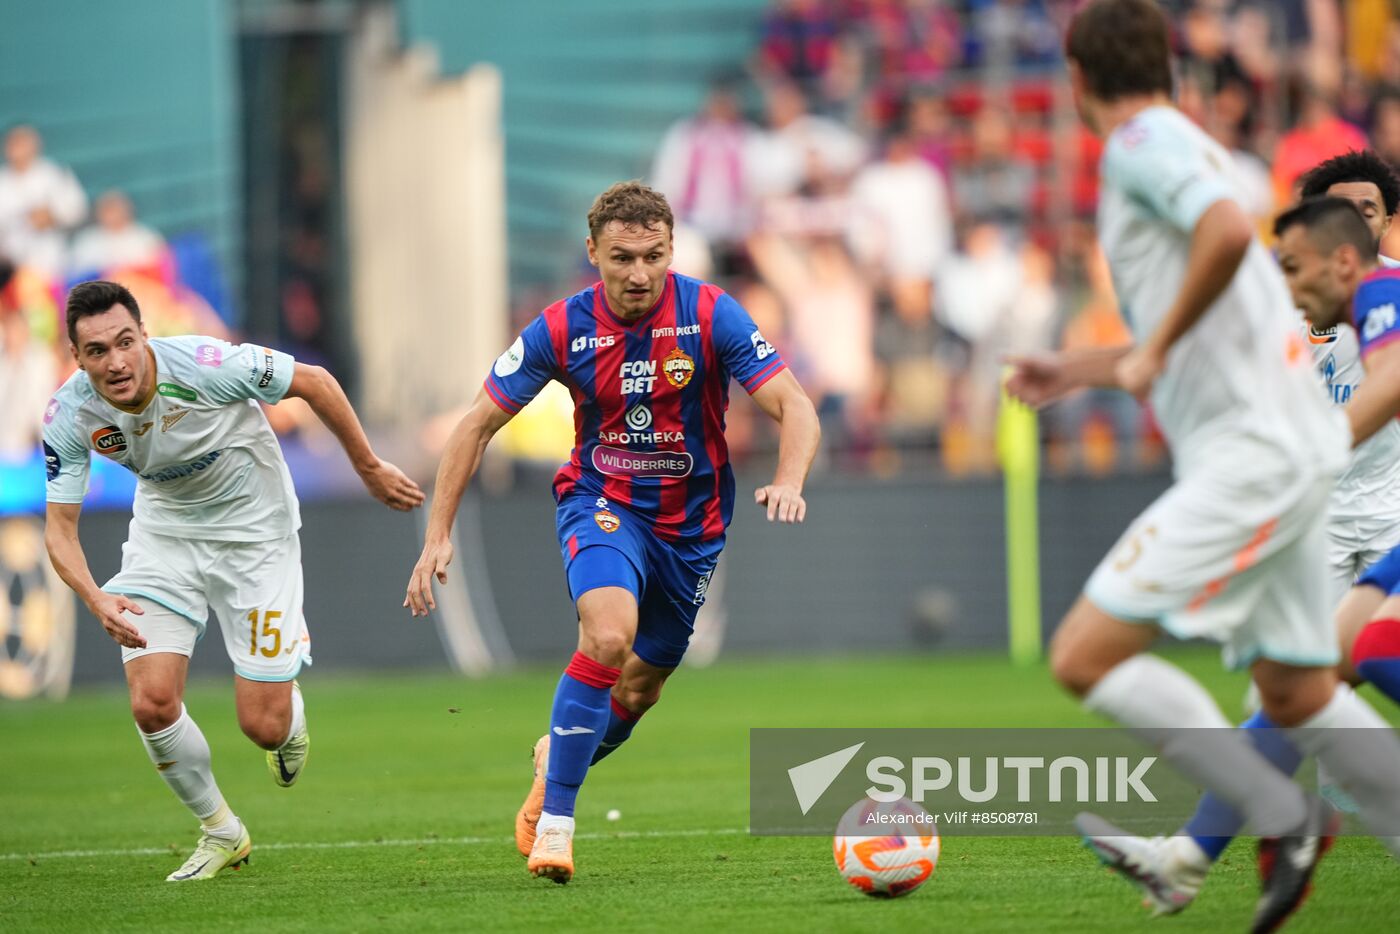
[1,650,1393,931]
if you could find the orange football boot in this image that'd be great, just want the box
[515,734,549,856]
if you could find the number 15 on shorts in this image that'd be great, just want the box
[248,609,283,657]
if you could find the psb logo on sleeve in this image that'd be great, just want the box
[751,330,776,361]
[494,335,525,377]
[90,426,127,457]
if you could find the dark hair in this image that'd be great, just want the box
[1273,197,1379,263]
[587,181,674,241]
[1065,0,1173,102]
[65,279,141,345]
[1298,150,1400,216]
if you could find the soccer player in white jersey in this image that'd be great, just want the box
[1077,152,1400,918]
[1296,151,1400,604]
[43,281,423,881]
[1007,3,1400,930]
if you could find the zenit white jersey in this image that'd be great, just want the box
[1307,256,1400,525]
[1097,105,1348,477]
[43,335,300,542]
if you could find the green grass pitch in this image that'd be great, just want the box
[1,650,1395,932]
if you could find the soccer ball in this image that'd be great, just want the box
[832,797,940,898]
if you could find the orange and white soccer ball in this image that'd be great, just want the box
[832,797,940,898]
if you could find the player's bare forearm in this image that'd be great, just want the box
[43,503,103,608]
[1147,199,1253,356]
[1005,345,1132,409]
[1349,342,1400,445]
[424,390,512,542]
[287,363,378,471]
[46,503,148,648]
[1064,345,1135,389]
[750,370,819,522]
[1115,200,1251,398]
[406,388,512,615]
[287,363,424,510]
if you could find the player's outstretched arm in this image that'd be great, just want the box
[749,369,820,523]
[285,363,424,511]
[1349,341,1400,446]
[1004,345,1134,408]
[404,387,515,616]
[1116,199,1253,398]
[44,502,147,649]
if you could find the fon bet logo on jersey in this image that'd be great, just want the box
[482,272,787,541]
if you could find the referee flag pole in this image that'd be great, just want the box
[997,371,1042,666]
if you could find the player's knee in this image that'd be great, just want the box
[130,690,181,734]
[579,628,632,669]
[1049,638,1098,697]
[238,710,289,750]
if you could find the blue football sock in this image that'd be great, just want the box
[591,697,643,765]
[1357,658,1400,704]
[542,652,618,818]
[1183,710,1303,861]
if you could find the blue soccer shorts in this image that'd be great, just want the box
[1358,543,1400,596]
[555,492,723,669]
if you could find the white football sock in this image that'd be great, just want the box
[1287,684,1400,858]
[138,705,236,834]
[537,813,575,836]
[281,684,306,748]
[1085,655,1307,835]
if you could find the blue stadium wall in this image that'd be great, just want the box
[0,0,241,315]
[400,0,770,295]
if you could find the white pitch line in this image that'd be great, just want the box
[1,827,750,862]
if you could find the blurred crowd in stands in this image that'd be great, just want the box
[639,0,1400,475]
[11,1,1400,482]
[0,124,230,462]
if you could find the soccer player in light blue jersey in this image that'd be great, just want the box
[44,280,423,881]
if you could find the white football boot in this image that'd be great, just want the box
[166,820,252,882]
[1075,813,1209,915]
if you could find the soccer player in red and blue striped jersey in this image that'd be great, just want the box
[404,182,820,883]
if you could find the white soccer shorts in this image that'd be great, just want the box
[1085,434,1339,671]
[108,524,311,681]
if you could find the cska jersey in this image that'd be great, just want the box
[43,335,300,542]
[484,271,787,542]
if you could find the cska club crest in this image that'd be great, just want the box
[663,346,695,389]
[594,510,621,533]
